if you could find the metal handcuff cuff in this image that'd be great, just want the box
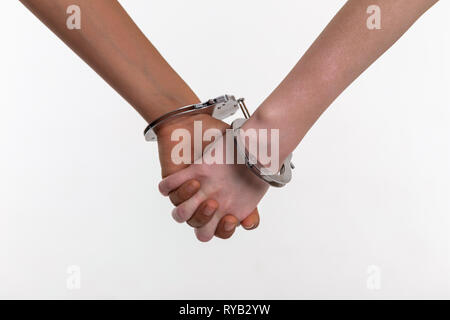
[143,95,294,187]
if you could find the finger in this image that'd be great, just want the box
[187,199,218,228]
[194,213,223,242]
[214,215,239,239]
[172,191,207,223]
[240,208,260,230]
[159,167,195,196]
[169,179,201,206]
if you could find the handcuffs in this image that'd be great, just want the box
[144,95,294,187]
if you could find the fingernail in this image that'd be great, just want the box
[224,221,235,232]
[204,205,215,217]
[186,185,197,195]
[186,182,199,195]
[245,223,256,230]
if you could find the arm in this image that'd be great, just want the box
[159,0,439,241]
[245,0,440,161]
[20,0,194,122]
[19,0,259,238]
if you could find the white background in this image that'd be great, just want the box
[0,0,449,299]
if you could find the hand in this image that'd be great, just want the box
[158,131,269,242]
[156,113,260,240]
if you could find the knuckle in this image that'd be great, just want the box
[196,164,210,178]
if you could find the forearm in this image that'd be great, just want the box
[19,0,199,123]
[245,0,439,161]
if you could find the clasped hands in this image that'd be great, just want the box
[156,112,269,242]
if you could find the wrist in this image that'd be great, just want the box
[150,94,238,141]
[140,91,200,125]
[156,113,217,141]
[242,105,294,165]
[142,92,201,136]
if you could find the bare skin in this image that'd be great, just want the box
[161,0,440,240]
[19,0,260,239]
[246,0,441,161]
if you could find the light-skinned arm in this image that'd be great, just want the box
[160,0,440,241]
